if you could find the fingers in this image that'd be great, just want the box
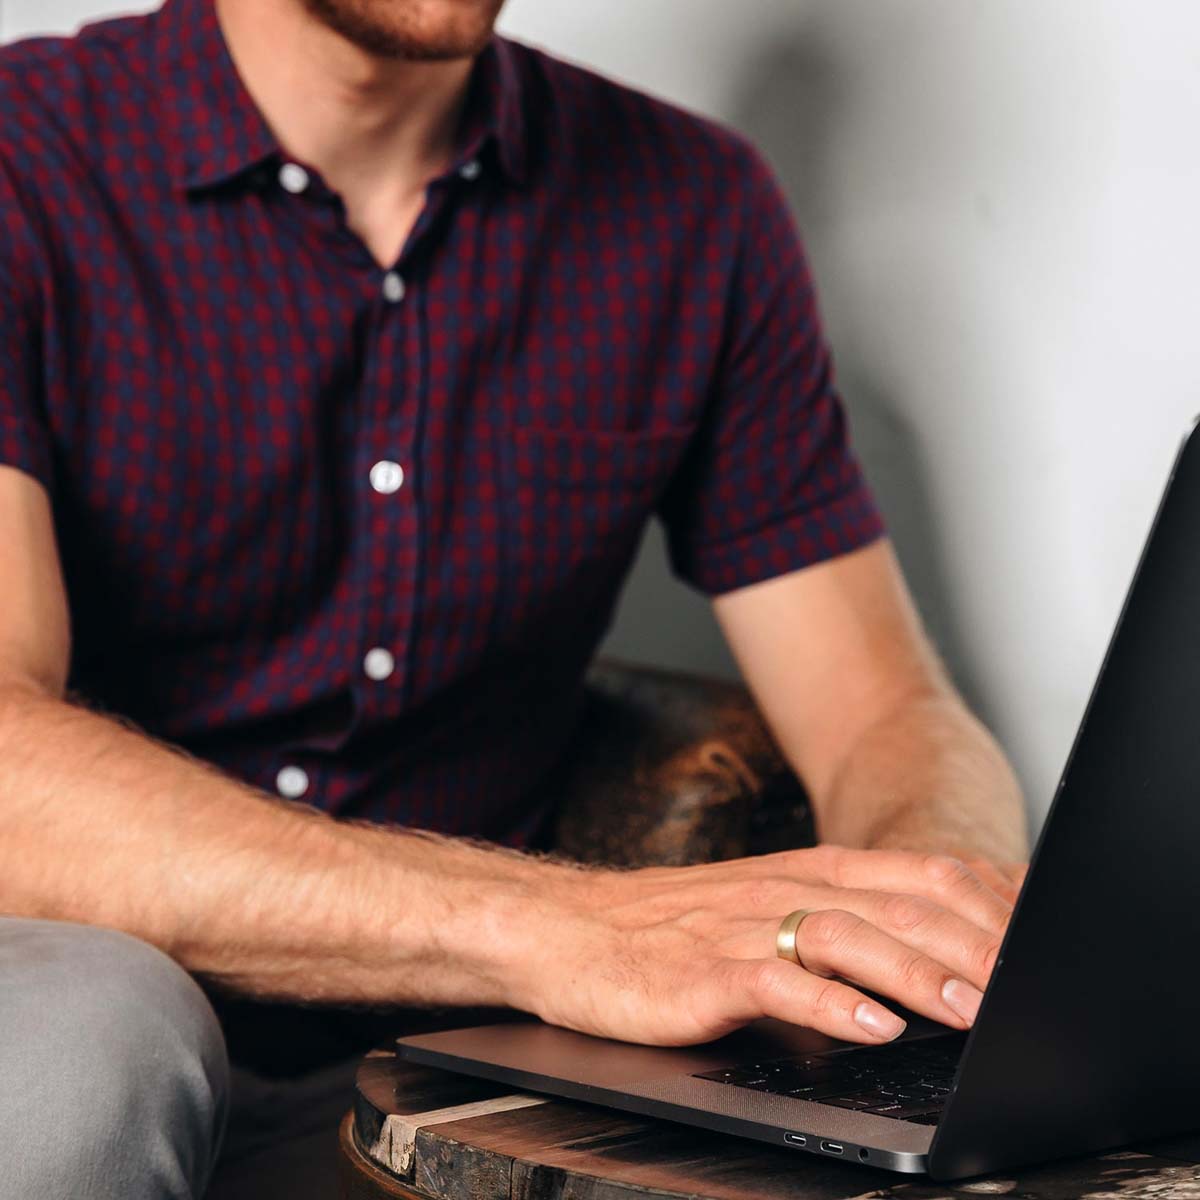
[777,885,1002,992]
[788,908,983,1028]
[962,857,1026,906]
[577,848,1031,1050]
[734,956,908,1045]
[811,847,1014,937]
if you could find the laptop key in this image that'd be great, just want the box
[891,1101,945,1119]
[692,1033,967,1102]
[824,1092,881,1109]
[772,1070,840,1089]
[780,1083,855,1101]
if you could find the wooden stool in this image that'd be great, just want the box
[338,1050,1200,1200]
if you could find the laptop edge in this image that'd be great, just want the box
[400,417,1200,1182]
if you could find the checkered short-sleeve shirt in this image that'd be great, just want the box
[0,0,884,842]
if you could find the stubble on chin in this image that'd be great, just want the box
[298,0,503,60]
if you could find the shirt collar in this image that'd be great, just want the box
[154,0,529,192]
[458,31,530,186]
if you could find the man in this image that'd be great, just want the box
[0,0,1027,1194]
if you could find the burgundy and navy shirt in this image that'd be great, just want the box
[0,0,884,843]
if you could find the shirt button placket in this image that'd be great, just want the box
[365,455,404,692]
[361,261,415,714]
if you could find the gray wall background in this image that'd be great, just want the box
[7,0,1200,829]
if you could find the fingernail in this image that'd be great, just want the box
[854,1002,907,1041]
[942,978,984,1024]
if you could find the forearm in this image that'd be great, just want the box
[812,688,1029,863]
[0,680,554,1007]
[0,680,1030,1051]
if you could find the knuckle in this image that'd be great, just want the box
[977,938,1002,978]
[808,979,850,1023]
[803,908,861,952]
[881,892,935,932]
[673,907,710,934]
[923,854,972,890]
[897,951,938,994]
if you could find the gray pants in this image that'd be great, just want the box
[0,917,230,1199]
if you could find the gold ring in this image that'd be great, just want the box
[776,909,817,965]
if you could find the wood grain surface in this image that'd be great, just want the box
[344,1053,1200,1200]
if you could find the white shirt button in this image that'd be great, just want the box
[369,460,405,494]
[363,647,396,682]
[459,158,481,181]
[278,162,310,194]
[382,271,406,303]
[275,764,309,798]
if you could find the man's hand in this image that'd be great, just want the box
[508,844,1018,1048]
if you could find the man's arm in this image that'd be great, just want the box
[0,469,552,1007]
[1,464,1021,1043]
[714,538,1028,874]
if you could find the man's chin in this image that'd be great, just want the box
[300,0,504,60]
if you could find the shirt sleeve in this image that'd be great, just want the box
[659,141,884,595]
[0,153,55,495]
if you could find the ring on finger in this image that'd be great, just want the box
[776,908,819,967]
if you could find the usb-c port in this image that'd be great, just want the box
[820,1140,844,1155]
[783,1133,807,1147]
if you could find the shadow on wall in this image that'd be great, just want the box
[723,17,992,717]
[606,6,993,722]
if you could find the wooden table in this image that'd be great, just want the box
[338,1050,1200,1200]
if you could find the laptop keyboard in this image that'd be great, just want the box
[693,1033,965,1125]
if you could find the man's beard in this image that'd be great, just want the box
[299,0,506,60]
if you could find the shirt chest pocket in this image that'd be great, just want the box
[499,425,694,639]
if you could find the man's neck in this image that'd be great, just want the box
[215,0,475,203]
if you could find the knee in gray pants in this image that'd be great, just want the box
[0,918,230,1200]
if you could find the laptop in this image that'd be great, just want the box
[398,416,1200,1180]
